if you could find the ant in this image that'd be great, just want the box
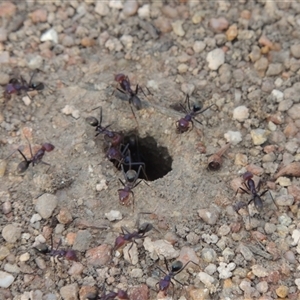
[118,163,146,209]
[114,73,144,110]
[16,137,55,173]
[236,171,277,216]
[113,222,153,260]
[86,107,129,166]
[89,284,129,300]
[175,94,215,133]
[156,258,200,297]
[35,236,78,262]
[3,70,44,100]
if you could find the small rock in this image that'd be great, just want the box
[123,0,138,17]
[0,2,16,17]
[266,63,283,76]
[202,233,218,244]
[2,224,21,243]
[275,194,294,206]
[251,265,269,277]
[19,253,30,262]
[201,248,217,263]
[96,179,108,191]
[256,281,268,293]
[193,41,206,53]
[209,17,229,32]
[291,44,300,59]
[0,271,14,288]
[284,251,296,264]
[95,2,109,16]
[109,0,123,9]
[224,130,242,145]
[238,244,253,261]
[204,263,217,275]
[222,248,234,262]
[233,106,249,122]
[73,230,92,252]
[123,242,138,265]
[189,288,210,300]
[197,272,216,293]
[226,24,238,41]
[206,48,225,70]
[79,285,97,300]
[295,278,300,290]
[2,201,11,214]
[40,28,58,43]
[177,247,199,266]
[192,12,202,24]
[198,206,220,225]
[0,246,10,260]
[143,238,179,260]
[138,4,150,19]
[217,262,236,279]
[161,5,178,18]
[276,177,291,187]
[30,9,47,23]
[81,37,95,47]
[250,129,268,145]
[62,35,75,47]
[86,244,112,267]
[60,283,79,300]
[177,63,188,73]
[35,194,58,219]
[68,262,84,276]
[57,208,73,224]
[105,210,122,221]
[0,52,10,64]
[30,213,42,223]
[234,153,248,166]
[171,20,185,37]
[129,284,149,300]
[271,89,284,102]
[0,28,7,42]
[120,34,133,49]
[130,268,143,278]
[275,285,288,298]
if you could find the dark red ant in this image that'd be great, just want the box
[175,94,215,133]
[35,236,78,261]
[16,138,55,173]
[114,73,143,110]
[3,70,44,100]
[236,171,277,215]
[118,164,145,209]
[113,222,153,261]
[156,258,200,297]
[96,289,129,300]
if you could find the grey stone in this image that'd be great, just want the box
[35,194,58,219]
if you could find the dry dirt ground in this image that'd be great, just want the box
[0,1,300,300]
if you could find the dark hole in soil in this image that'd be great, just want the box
[119,132,173,181]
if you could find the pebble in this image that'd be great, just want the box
[161,5,178,19]
[30,8,47,23]
[0,271,14,288]
[202,233,218,244]
[2,224,21,243]
[264,223,277,235]
[129,284,149,300]
[206,48,225,70]
[105,210,122,221]
[171,20,185,37]
[120,34,133,49]
[73,230,92,251]
[19,253,30,262]
[30,213,42,223]
[284,250,296,264]
[95,2,109,16]
[218,224,230,236]
[130,268,143,278]
[250,129,268,145]
[57,208,73,224]
[123,0,138,17]
[193,41,206,53]
[271,89,284,102]
[234,153,248,166]
[291,44,300,59]
[177,63,188,73]
[198,206,220,225]
[226,24,238,41]
[96,179,108,191]
[4,263,20,274]
[177,247,199,266]
[224,131,242,145]
[201,248,217,263]
[79,285,97,300]
[266,63,283,76]
[0,2,16,17]
[256,281,268,293]
[68,262,84,276]
[105,38,123,52]
[60,283,79,300]
[295,278,300,290]
[85,244,112,267]
[222,248,234,262]
[143,238,179,260]
[217,262,236,279]
[0,246,10,260]
[233,105,249,122]
[292,229,300,245]
[197,272,216,293]
[238,244,254,261]
[40,28,58,43]
[181,83,195,96]
[0,28,7,42]
[2,201,11,214]
[275,194,294,206]
[109,0,123,9]
[189,288,210,300]
[209,17,229,32]
[251,265,269,277]
[275,285,289,298]
[204,263,217,275]
[35,194,58,219]
[138,4,150,19]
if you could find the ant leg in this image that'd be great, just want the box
[193,118,203,126]
[185,94,191,111]
[235,186,250,197]
[264,190,278,210]
[130,190,135,212]
[28,70,37,87]
[179,103,189,115]
[129,103,139,128]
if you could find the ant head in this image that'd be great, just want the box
[114,236,126,250]
[16,160,30,174]
[114,73,126,83]
[138,222,153,234]
[31,82,44,90]
[86,116,99,127]
[65,250,78,261]
[42,143,55,152]
[243,171,254,181]
[126,170,137,182]
[117,290,129,300]
[171,260,183,273]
